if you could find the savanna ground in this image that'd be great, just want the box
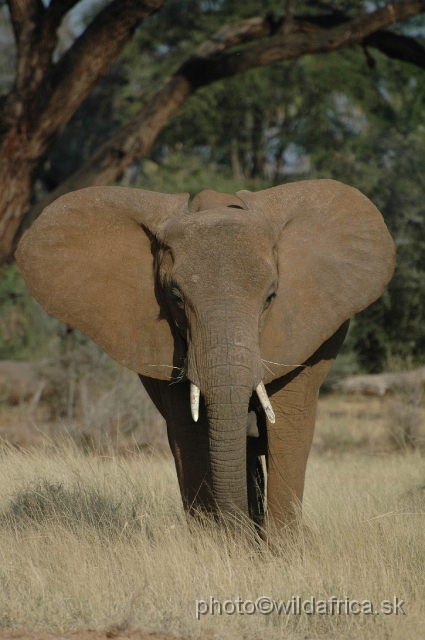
[0,361,424,640]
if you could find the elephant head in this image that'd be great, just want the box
[15,180,395,518]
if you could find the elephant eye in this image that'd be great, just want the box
[170,286,183,302]
[265,291,276,308]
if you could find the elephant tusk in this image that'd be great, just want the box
[256,381,276,424]
[190,382,200,422]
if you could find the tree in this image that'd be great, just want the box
[0,0,425,262]
[1,1,425,372]
[135,40,425,372]
[0,0,164,264]
[1,0,425,265]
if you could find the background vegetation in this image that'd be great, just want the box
[1,1,424,374]
[0,6,423,638]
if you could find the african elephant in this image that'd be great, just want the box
[15,180,395,531]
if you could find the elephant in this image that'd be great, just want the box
[15,179,395,531]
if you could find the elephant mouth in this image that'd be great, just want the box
[190,380,273,439]
[246,391,269,445]
[246,409,260,438]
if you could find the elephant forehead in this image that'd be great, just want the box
[165,208,273,250]
[166,214,276,295]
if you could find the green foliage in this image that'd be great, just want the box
[0,264,64,360]
[30,2,425,372]
[135,152,267,197]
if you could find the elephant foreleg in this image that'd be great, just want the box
[247,454,266,527]
[265,321,349,531]
[139,376,214,514]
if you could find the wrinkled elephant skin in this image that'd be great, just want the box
[15,181,396,530]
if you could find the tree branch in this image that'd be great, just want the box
[7,0,46,93]
[7,0,44,40]
[27,0,164,146]
[290,9,425,69]
[25,14,275,222]
[283,0,296,36]
[7,1,81,98]
[36,1,83,70]
[25,1,425,226]
[180,1,425,87]
[46,0,82,25]
[365,30,425,69]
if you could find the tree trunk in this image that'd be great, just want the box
[0,137,35,263]
[250,107,265,179]
[4,1,425,262]
[0,0,165,262]
[273,139,285,184]
[230,137,244,181]
[21,76,192,233]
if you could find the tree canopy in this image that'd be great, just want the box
[0,0,425,372]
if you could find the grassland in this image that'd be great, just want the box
[0,386,423,639]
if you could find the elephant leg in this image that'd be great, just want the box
[265,321,349,531]
[247,454,266,527]
[139,375,214,514]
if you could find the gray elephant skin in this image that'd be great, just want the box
[15,180,396,531]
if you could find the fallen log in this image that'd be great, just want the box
[330,367,425,396]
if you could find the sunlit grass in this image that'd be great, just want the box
[0,438,423,639]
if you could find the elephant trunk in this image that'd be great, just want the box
[203,376,252,516]
[187,308,263,518]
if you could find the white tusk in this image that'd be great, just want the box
[256,381,275,424]
[190,383,200,422]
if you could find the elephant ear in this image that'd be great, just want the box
[237,179,396,383]
[15,186,189,379]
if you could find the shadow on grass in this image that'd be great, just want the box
[0,478,146,538]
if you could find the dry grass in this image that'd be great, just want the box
[0,362,424,639]
[1,361,424,456]
[0,439,422,639]
[0,362,167,453]
[315,391,425,454]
